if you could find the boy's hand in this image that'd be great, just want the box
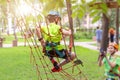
[42,46,46,53]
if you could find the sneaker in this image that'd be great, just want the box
[51,67,62,72]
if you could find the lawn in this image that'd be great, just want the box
[0,47,37,80]
[0,46,104,80]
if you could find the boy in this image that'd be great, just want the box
[36,11,76,72]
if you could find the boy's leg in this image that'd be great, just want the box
[48,57,58,68]
[50,50,76,72]
[48,56,62,72]
[58,52,76,67]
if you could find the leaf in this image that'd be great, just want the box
[79,5,86,14]
[72,5,78,10]
[92,16,101,23]
[89,9,99,17]
[78,11,84,19]
[87,0,96,6]
[71,0,77,3]
[117,0,120,5]
[81,0,86,4]
[71,12,77,18]
[89,3,99,12]
[100,3,108,14]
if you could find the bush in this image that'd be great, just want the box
[74,30,95,40]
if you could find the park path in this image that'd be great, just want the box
[2,41,98,50]
[2,41,120,55]
[61,41,97,51]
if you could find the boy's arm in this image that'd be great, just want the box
[61,28,71,36]
[36,27,46,53]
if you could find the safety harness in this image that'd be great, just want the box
[45,41,66,58]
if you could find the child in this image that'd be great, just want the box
[36,11,76,72]
[98,42,120,80]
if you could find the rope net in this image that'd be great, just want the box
[15,15,88,80]
[13,1,88,79]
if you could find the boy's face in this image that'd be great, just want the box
[107,45,115,54]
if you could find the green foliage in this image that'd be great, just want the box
[100,3,108,14]
[92,15,101,23]
[71,0,110,23]
[81,0,86,4]
[74,29,95,40]
[41,0,64,16]
[72,1,87,19]
[71,0,76,3]
[109,9,116,27]
[90,9,99,17]
[117,0,120,5]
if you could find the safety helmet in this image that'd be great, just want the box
[48,11,60,17]
[109,42,119,50]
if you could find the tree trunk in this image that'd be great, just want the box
[100,14,109,52]
[13,18,17,40]
[115,8,119,45]
[13,18,18,47]
[66,0,74,49]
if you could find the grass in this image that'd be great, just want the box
[74,39,93,42]
[0,46,104,80]
[0,47,37,80]
[75,46,104,80]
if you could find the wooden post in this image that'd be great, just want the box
[0,38,4,47]
[12,39,17,47]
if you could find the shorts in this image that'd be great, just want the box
[45,49,70,59]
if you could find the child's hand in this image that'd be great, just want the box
[100,48,106,57]
[42,46,46,53]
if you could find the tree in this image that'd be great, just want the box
[115,8,119,44]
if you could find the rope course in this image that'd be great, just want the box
[14,1,88,80]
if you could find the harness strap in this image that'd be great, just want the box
[55,49,65,58]
[46,41,60,47]
[45,49,66,58]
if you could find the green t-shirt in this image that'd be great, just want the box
[103,55,120,78]
[41,23,63,50]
